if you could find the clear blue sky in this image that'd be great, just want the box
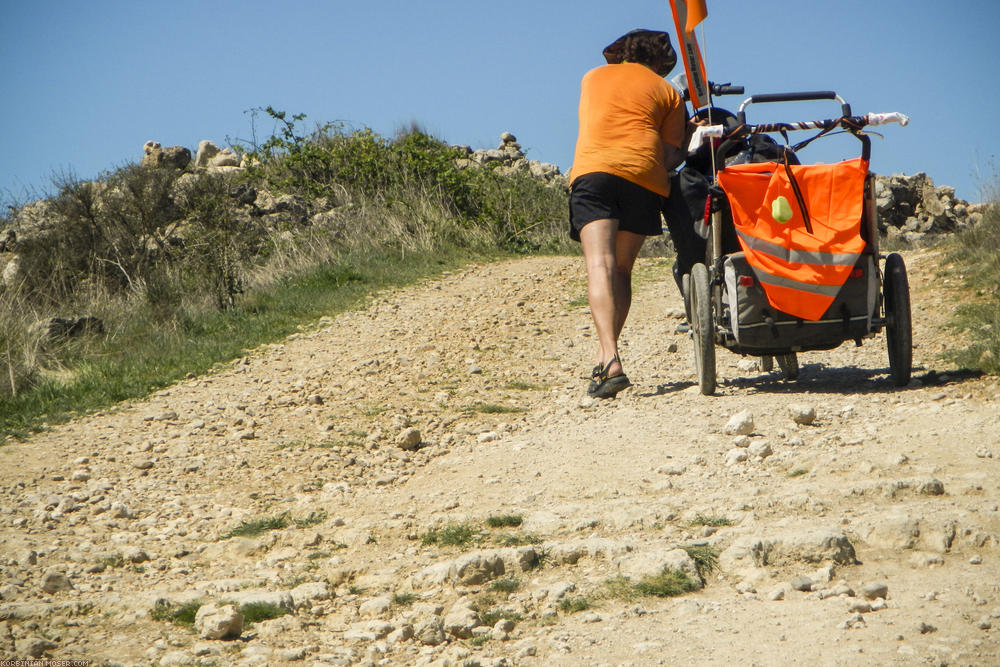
[2,0,998,205]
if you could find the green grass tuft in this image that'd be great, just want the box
[504,380,546,391]
[489,578,522,594]
[421,522,480,547]
[604,568,700,602]
[689,514,732,527]
[294,511,327,529]
[238,601,287,625]
[558,597,593,614]
[485,514,524,528]
[683,545,719,580]
[393,592,418,606]
[220,513,289,539]
[150,600,203,627]
[468,403,525,414]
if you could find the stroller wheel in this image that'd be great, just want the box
[884,253,912,386]
[776,353,799,380]
[690,263,716,395]
[682,273,692,324]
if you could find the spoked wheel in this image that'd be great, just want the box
[776,352,799,380]
[690,263,716,395]
[759,356,774,372]
[884,252,912,386]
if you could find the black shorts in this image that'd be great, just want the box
[569,172,664,241]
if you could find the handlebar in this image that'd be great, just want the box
[680,80,745,102]
[686,112,910,154]
[737,90,852,121]
[711,82,744,96]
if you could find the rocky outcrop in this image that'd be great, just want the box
[874,172,987,245]
[453,132,567,188]
[140,141,191,170]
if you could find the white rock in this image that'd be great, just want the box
[224,590,294,612]
[413,615,445,646]
[615,548,701,588]
[289,581,330,608]
[397,428,422,451]
[195,604,243,640]
[720,528,857,571]
[359,596,392,617]
[443,602,480,638]
[724,410,755,435]
[748,441,773,459]
[725,448,749,466]
[788,404,817,425]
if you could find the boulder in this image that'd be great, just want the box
[195,603,243,640]
[142,141,191,170]
[615,548,702,587]
[720,527,857,572]
[195,140,222,168]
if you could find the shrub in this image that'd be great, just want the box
[944,199,1000,374]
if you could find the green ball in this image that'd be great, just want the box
[771,196,793,223]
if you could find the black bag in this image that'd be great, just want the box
[721,252,877,354]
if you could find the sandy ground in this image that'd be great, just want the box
[1,248,999,666]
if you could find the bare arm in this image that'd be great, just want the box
[664,117,709,171]
[663,142,686,171]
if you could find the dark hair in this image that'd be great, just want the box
[603,30,677,77]
[622,32,672,67]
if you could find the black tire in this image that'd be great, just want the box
[884,252,912,386]
[759,356,774,372]
[682,273,692,323]
[690,263,716,395]
[776,352,799,380]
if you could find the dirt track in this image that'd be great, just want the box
[2,249,999,666]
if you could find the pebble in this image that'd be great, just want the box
[917,621,937,634]
[788,404,817,425]
[40,570,73,593]
[748,441,773,459]
[397,428,422,451]
[970,555,983,565]
[131,458,154,470]
[840,613,866,629]
[724,448,749,466]
[790,576,813,592]
[861,581,888,600]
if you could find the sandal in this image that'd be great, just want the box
[588,355,631,399]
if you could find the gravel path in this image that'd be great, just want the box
[2,249,998,666]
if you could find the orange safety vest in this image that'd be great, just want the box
[717,157,868,321]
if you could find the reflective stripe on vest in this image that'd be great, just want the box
[754,269,844,298]
[735,230,860,267]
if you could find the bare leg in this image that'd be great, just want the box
[612,230,646,340]
[580,221,646,378]
[580,219,620,374]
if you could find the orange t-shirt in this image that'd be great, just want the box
[570,63,685,197]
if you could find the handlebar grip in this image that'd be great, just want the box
[749,91,838,104]
[713,84,744,96]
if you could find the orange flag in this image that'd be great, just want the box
[685,0,708,33]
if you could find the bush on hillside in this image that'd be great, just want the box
[945,198,1000,374]
[0,108,571,400]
